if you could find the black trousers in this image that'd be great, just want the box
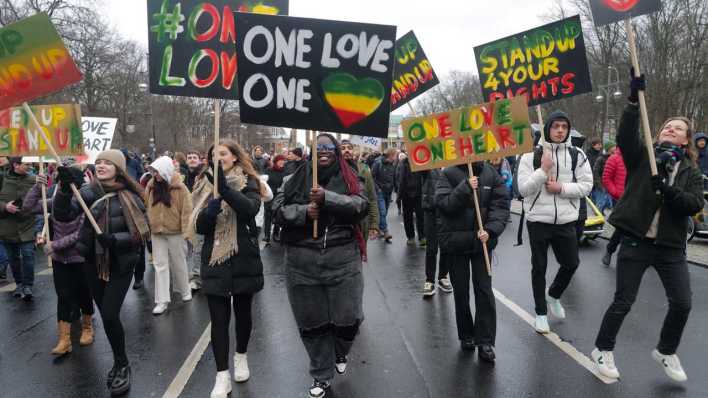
[606,229,622,255]
[134,247,145,282]
[423,210,449,283]
[207,294,254,371]
[87,264,133,367]
[527,221,580,315]
[53,261,94,322]
[595,237,691,354]
[447,253,496,345]
[402,195,424,240]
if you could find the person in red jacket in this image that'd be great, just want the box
[601,148,627,266]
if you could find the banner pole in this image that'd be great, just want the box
[406,101,416,116]
[311,131,318,239]
[467,162,491,276]
[21,102,102,234]
[39,160,52,268]
[213,99,221,197]
[535,105,544,127]
[624,18,658,176]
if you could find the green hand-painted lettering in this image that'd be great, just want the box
[159,45,186,87]
[494,100,512,125]
[150,0,185,43]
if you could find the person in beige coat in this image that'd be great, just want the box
[146,156,193,315]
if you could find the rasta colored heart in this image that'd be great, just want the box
[602,0,639,12]
[322,73,385,128]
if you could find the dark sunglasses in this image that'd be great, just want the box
[316,143,336,152]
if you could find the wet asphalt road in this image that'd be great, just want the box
[1,210,707,398]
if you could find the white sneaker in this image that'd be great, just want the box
[335,355,347,374]
[309,379,330,398]
[233,352,250,382]
[652,349,687,382]
[591,348,620,379]
[210,370,232,398]
[546,290,566,319]
[422,282,435,297]
[189,281,200,291]
[182,292,193,302]
[152,303,168,315]
[534,315,550,334]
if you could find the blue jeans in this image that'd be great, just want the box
[0,242,8,275]
[377,190,392,233]
[4,241,36,287]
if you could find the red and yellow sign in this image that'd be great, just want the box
[0,104,83,156]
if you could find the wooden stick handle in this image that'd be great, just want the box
[39,161,52,268]
[213,99,221,198]
[624,18,658,176]
[312,131,318,239]
[22,102,102,234]
[468,163,491,276]
[535,105,544,126]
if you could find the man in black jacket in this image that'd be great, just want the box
[284,148,304,176]
[372,149,397,242]
[421,169,452,297]
[435,162,510,362]
[397,155,425,246]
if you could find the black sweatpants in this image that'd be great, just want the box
[87,264,133,367]
[606,229,622,255]
[53,261,94,322]
[207,294,254,371]
[595,237,691,354]
[423,210,449,283]
[447,253,496,345]
[527,221,580,315]
[402,195,424,240]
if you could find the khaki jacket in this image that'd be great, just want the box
[145,173,192,236]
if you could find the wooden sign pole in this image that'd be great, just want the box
[535,105,544,127]
[21,102,102,234]
[213,99,221,197]
[624,18,658,176]
[468,162,491,276]
[311,130,319,239]
[38,160,52,268]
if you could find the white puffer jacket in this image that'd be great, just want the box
[517,127,593,225]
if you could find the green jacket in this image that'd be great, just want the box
[0,171,37,242]
[358,161,380,236]
[609,104,704,249]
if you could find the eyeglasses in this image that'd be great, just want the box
[316,144,336,152]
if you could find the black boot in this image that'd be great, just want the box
[106,365,118,388]
[460,338,476,352]
[110,365,131,396]
[601,252,612,267]
[478,344,496,363]
[132,279,143,290]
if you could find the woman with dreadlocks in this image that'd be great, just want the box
[190,140,264,398]
[272,133,368,398]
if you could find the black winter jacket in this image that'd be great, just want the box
[266,167,286,198]
[73,184,147,276]
[609,104,704,249]
[435,163,510,254]
[421,169,441,210]
[196,176,264,296]
[371,156,396,194]
[397,158,422,199]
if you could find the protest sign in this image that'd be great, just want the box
[147,0,289,99]
[350,135,382,150]
[235,13,397,138]
[401,96,532,172]
[76,117,117,164]
[0,104,83,156]
[474,15,592,106]
[589,0,661,26]
[0,13,83,109]
[390,31,439,111]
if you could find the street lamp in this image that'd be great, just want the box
[138,81,157,159]
[595,65,622,145]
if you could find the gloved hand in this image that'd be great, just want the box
[96,233,117,249]
[205,198,222,218]
[205,161,229,195]
[42,242,54,256]
[628,67,646,103]
[651,174,679,200]
[57,166,84,192]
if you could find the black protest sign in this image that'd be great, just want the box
[235,13,397,138]
[390,31,439,111]
[147,0,289,99]
[474,15,593,107]
[589,0,661,26]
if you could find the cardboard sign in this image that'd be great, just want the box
[0,104,83,156]
[147,0,289,99]
[77,117,117,164]
[589,0,661,26]
[235,13,397,138]
[401,96,532,172]
[474,15,592,106]
[0,13,83,109]
[350,135,382,150]
[390,31,439,111]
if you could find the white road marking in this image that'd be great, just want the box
[162,323,212,398]
[492,288,618,384]
[0,268,53,292]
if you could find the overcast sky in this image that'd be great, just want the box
[107,0,559,77]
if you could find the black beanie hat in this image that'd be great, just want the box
[543,110,571,143]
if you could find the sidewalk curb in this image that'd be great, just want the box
[510,209,708,269]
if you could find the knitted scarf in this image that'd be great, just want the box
[189,166,247,266]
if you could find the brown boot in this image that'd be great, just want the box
[51,321,72,355]
[80,315,94,346]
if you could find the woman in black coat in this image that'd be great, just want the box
[190,140,263,398]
